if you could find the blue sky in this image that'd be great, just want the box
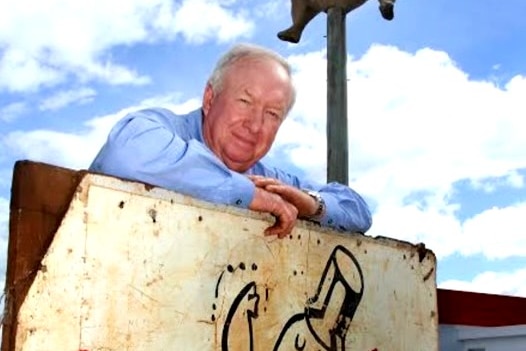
[1,0,525,296]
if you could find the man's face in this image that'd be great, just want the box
[202,57,293,172]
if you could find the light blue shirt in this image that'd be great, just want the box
[90,108,372,233]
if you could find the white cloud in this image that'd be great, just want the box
[0,0,254,92]
[0,49,66,93]
[0,169,12,201]
[272,49,328,181]
[459,203,526,259]
[39,87,97,111]
[252,0,287,19]
[369,201,526,260]
[0,197,7,227]
[0,101,28,122]
[3,94,201,171]
[80,62,151,87]
[173,0,254,44]
[470,170,524,193]
[370,203,462,259]
[282,45,526,189]
[4,130,102,171]
[506,171,524,188]
[0,196,8,280]
[274,45,526,259]
[439,267,526,297]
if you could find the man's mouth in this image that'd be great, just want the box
[232,133,256,148]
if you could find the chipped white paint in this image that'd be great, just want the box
[14,174,438,351]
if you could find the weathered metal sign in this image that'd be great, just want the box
[11,173,438,350]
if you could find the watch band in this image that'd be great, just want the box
[302,190,326,221]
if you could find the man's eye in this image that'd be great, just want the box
[239,98,250,105]
[267,111,282,120]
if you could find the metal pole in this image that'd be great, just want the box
[326,7,348,184]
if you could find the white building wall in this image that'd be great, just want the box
[439,325,463,351]
[440,324,526,351]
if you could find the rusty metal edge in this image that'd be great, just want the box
[1,160,87,351]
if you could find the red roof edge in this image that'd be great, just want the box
[437,288,526,327]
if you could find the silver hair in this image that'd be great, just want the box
[207,43,296,114]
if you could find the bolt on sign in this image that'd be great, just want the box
[3,162,438,351]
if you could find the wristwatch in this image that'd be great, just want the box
[302,190,326,222]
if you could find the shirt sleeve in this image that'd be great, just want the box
[89,110,255,208]
[314,182,373,233]
[250,164,372,233]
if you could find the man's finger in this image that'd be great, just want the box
[264,221,288,237]
[247,175,263,181]
[265,220,294,238]
[265,205,297,238]
[248,175,282,187]
[265,184,293,197]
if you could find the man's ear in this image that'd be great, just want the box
[202,83,214,115]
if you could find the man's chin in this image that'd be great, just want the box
[224,155,256,173]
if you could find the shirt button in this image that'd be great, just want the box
[235,199,242,205]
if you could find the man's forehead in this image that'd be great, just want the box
[223,58,293,104]
[230,56,287,75]
[241,88,288,108]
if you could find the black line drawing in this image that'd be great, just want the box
[213,262,261,351]
[222,281,260,351]
[215,245,363,351]
[273,245,364,351]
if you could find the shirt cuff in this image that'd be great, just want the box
[228,173,256,209]
[317,193,338,229]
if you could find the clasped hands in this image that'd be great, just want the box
[247,175,318,239]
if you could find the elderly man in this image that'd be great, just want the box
[90,43,372,238]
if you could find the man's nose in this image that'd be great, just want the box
[245,108,264,134]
